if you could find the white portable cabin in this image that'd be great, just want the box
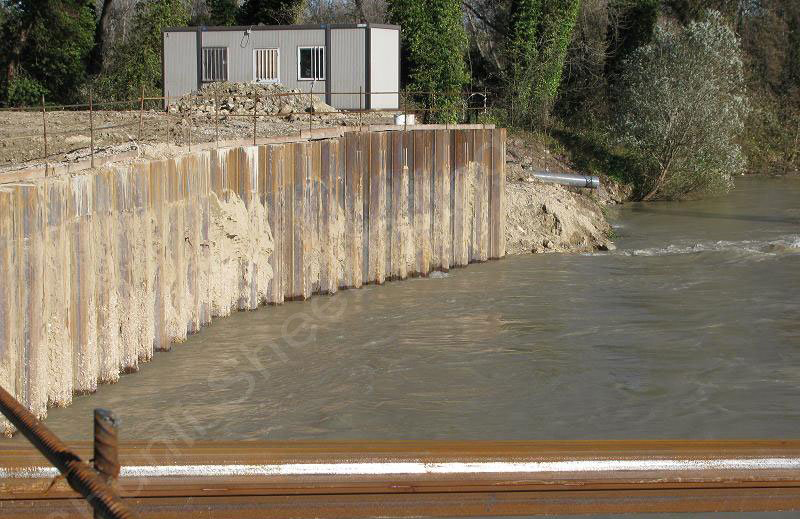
[162,23,400,110]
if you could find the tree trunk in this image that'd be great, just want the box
[5,27,31,85]
[90,0,115,74]
[354,0,367,22]
[641,166,668,201]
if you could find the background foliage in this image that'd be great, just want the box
[617,11,749,200]
[237,0,306,25]
[388,0,470,123]
[0,0,796,192]
[0,0,95,105]
[92,0,189,101]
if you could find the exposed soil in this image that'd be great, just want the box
[504,134,632,255]
[505,179,614,255]
[0,85,630,258]
[0,90,394,171]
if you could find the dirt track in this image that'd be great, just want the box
[0,108,393,171]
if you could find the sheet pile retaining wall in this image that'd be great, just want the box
[0,127,506,433]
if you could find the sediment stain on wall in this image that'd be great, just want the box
[0,128,506,434]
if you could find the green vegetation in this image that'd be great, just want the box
[505,0,581,127]
[617,11,749,200]
[205,0,241,26]
[0,0,95,105]
[93,0,189,102]
[0,0,796,194]
[388,0,469,123]
[238,0,307,25]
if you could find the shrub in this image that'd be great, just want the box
[388,0,469,123]
[93,0,189,102]
[5,71,46,107]
[617,10,749,200]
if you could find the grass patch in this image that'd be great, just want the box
[549,124,643,187]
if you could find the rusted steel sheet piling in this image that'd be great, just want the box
[1,440,799,517]
[0,127,507,430]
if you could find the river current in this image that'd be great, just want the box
[44,176,799,517]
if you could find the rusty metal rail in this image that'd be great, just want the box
[2,439,800,517]
[0,386,136,519]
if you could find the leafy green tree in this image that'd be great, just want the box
[94,0,189,102]
[388,0,469,123]
[0,0,95,106]
[505,0,543,126]
[737,0,800,173]
[237,0,306,25]
[201,0,240,26]
[618,10,750,200]
[505,0,581,128]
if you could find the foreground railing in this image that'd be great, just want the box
[2,384,800,517]
[0,385,135,518]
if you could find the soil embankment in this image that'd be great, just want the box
[504,134,631,255]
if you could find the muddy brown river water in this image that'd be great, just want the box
[43,176,799,518]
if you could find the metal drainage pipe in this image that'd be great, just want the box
[532,171,600,189]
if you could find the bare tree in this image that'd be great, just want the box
[302,0,387,23]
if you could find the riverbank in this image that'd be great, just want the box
[504,132,631,255]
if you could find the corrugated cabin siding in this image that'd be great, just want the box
[369,28,400,110]
[163,31,198,105]
[164,27,402,110]
[201,29,326,102]
[330,28,366,110]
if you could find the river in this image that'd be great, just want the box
[44,176,799,517]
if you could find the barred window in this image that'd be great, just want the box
[202,47,228,82]
[297,46,325,81]
[254,48,280,83]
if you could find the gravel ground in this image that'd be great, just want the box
[0,106,394,171]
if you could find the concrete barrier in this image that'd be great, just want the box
[0,127,506,433]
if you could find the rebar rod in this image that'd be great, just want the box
[41,95,48,158]
[0,386,137,519]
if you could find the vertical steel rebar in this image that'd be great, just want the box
[358,86,363,132]
[89,89,95,168]
[309,82,314,135]
[93,409,120,519]
[93,409,119,485]
[138,85,145,142]
[214,89,219,148]
[403,91,407,132]
[40,94,48,159]
[253,84,258,146]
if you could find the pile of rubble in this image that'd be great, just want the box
[168,82,338,117]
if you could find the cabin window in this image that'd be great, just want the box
[297,46,325,81]
[254,48,280,83]
[201,47,228,82]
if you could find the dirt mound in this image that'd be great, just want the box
[168,82,338,117]
[505,179,613,255]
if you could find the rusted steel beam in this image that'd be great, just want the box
[1,440,799,516]
[0,386,137,519]
[3,487,800,519]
